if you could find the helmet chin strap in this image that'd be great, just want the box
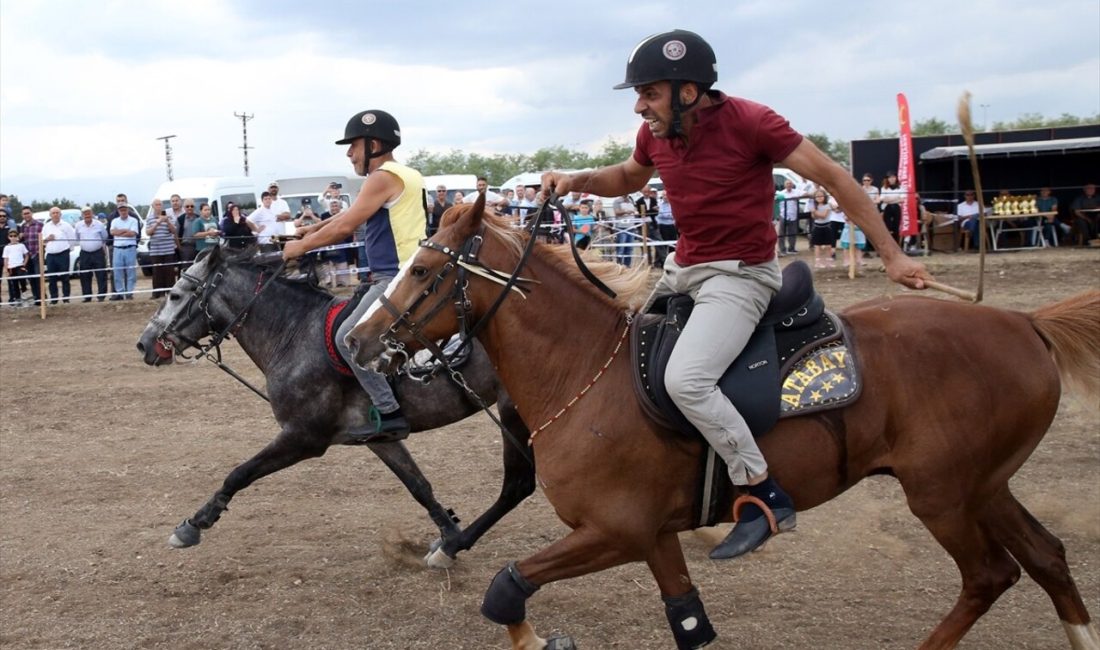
[668,80,704,139]
[366,138,396,159]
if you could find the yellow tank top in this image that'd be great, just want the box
[379,160,426,264]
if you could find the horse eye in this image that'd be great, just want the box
[411,266,429,279]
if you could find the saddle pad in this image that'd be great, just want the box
[324,298,355,378]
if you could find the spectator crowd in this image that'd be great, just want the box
[2,177,1096,307]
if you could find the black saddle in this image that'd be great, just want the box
[631,260,860,439]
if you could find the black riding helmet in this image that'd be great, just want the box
[614,30,717,137]
[335,109,402,158]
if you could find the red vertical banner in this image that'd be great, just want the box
[896,93,919,236]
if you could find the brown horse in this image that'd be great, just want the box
[347,195,1100,650]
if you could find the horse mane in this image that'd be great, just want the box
[217,245,337,301]
[479,212,652,311]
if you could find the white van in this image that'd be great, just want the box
[274,174,362,220]
[139,177,261,273]
[145,176,260,220]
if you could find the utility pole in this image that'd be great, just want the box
[234,112,254,176]
[156,134,177,181]
[979,104,990,131]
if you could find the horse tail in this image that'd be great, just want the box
[1028,289,1100,401]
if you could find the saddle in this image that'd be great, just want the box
[630,260,862,526]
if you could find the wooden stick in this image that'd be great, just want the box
[847,223,856,279]
[38,234,46,320]
[957,92,985,303]
[925,279,977,301]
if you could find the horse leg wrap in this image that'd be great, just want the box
[663,587,717,649]
[480,561,540,625]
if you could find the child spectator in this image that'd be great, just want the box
[4,230,29,304]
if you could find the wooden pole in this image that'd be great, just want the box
[38,234,46,319]
[847,222,856,280]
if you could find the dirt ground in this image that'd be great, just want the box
[1,247,1098,650]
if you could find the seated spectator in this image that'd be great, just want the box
[1071,183,1099,244]
[1035,187,1067,246]
[957,190,981,250]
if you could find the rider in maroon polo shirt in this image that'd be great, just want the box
[544,30,931,560]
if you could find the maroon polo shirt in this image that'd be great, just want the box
[633,92,803,266]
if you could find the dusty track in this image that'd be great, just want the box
[2,248,1098,649]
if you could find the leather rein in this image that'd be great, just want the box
[154,259,287,402]
[372,196,618,460]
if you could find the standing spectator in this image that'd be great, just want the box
[109,202,140,300]
[319,199,351,287]
[809,190,835,268]
[453,191,465,205]
[165,194,186,256]
[612,194,639,266]
[319,182,348,211]
[4,229,29,305]
[192,204,221,253]
[75,206,109,302]
[573,201,597,249]
[879,171,904,245]
[635,186,659,264]
[653,191,678,267]
[176,199,201,265]
[18,206,42,304]
[956,190,981,250]
[221,203,257,250]
[776,178,801,255]
[145,201,178,299]
[1071,183,1099,244]
[460,177,504,204]
[0,194,11,221]
[266,181,292,222]
[428,185,451,237]
[0,211,11,302]
[247,192,279,247]
[42,206,76,304]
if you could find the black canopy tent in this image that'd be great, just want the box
[850,125,1100,215]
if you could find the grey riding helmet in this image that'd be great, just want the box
[613,29,717,90]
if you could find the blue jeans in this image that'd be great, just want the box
[45,252,71,302]
[335,275,400,413]
[615,230,634,267]
[112,246,137,297]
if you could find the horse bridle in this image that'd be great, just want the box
[154,259,286,401]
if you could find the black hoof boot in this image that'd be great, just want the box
[546,635,577,650]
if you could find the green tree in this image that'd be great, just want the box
[864,128,898,139]
[911,117,955,136]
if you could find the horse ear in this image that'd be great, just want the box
[452,191,487,240]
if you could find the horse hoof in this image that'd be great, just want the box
[168,520,201,548]
[424,545,455,569]
[546,634,577,650]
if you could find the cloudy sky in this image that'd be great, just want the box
[2,0,1098,203]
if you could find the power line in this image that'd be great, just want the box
[155,134,177,181]
[234,112,254,176]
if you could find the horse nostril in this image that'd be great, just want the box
[136,342,145,353]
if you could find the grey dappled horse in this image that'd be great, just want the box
[136,245,534,566]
